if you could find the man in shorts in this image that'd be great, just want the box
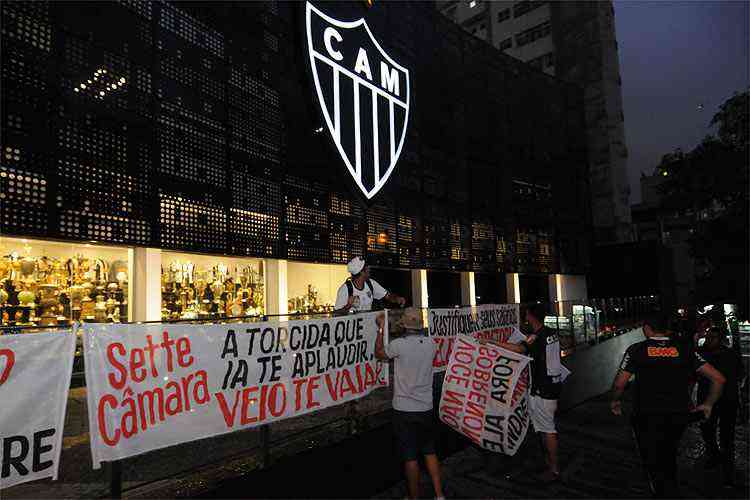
[375,308,445,500]
[497,302,563,483]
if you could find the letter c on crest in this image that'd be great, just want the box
[324,27,343,61]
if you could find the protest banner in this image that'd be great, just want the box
[83,312,388,468]
[0,331,76,489]
[439,335,531,456]
[428,304,520,371]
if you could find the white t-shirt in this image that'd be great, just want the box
[334,278,388,312]
[385,334,436,412]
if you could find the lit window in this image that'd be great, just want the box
[469,0,477,8]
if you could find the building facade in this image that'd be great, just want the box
[0,0,591,326]
[438,0,632,244]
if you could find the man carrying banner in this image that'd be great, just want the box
[375,308,445,500]
[497,302,563,483]
[334,257,406,314]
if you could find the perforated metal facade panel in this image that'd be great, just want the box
[0,0,591,274]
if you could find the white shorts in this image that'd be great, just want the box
[529,395,558,434]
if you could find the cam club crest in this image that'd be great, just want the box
[305,2,411,199]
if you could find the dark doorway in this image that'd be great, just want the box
[370,267,411,304]
[427,271,462,308]
[475,272,507,304]
[519,274,549,303]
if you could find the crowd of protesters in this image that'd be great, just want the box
[339,258,746,499]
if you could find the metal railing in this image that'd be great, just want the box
[0,299,658,498]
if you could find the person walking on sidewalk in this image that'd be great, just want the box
[610,316,726,498]
[497,302,564,484]
[375,308,445,500]
[698,326,745,486]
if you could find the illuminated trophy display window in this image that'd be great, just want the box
[0,237,130,326]
[160,252,265,321]
[286,262,349,315]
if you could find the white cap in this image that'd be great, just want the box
[347,257,366,275]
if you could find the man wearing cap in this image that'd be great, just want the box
[375,308,445,500]
[335,257,406,314]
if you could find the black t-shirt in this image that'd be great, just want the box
[698,346,744,403]
[525,326,562,399]
[620,336,706,415]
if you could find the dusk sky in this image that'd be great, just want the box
[614,0,749,204]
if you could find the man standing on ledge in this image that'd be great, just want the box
[335,256,406,314]
[497,302,563,484]
[610,316,725,498]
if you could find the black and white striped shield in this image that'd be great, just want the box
[305,2,410,200]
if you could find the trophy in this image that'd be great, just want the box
[38,284,60,326]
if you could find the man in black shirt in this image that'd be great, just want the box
[698,326,745,485]
[610,316,725,498]
[498,302,563,483]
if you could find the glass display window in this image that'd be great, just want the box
[286,262,349,315]
[161,251,265,321]
[0,236,130,326]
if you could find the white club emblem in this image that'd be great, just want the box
[305,2,411,199]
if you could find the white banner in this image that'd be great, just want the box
[439,335,531,456]
[428,304,520,371]
[0,331,76,490]
[84,312,389,468]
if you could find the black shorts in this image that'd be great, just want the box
[393,409,436,462]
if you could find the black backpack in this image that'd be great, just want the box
[345,278,384,311]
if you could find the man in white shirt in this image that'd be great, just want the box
[375,308,445,500]
[334,257,405,314]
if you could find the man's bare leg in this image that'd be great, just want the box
[543,432,559,474]
[404,460,420,499]
[424,453,444,498]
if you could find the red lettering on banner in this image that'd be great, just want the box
[104,332,194,391]
[0,348,15,385]
[472,378,488,393]
[324,371,341,401]
[241,386,263,424]
[106,343,127,390]
[98,394,120,446]
[445,374,469,388]
[216,390,242,428]
[306,376,321,410]
[293,378,306,412]
[467,390,487,406]
[340,368,356,398]
[97,369,210,445]
[443,390,464,407]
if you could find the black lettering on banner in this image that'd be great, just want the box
[1,429,58,479]
[229,360,249,388]
[32,429,56,473]
[2,435,30,477]
[221,330,238,358]
[247,327,261,356]
[269,355,283,382]
[292,353,305,378]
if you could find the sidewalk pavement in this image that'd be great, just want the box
[376,393,749,499]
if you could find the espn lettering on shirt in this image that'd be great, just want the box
[83,313,389,468]
[439,336,532,455]
[0,331,76,490]
[428,304,521,371]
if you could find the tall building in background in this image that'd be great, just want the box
[437,0,632,244]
